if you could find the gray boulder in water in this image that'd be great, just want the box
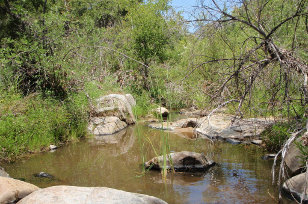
[282,172,308,203]
[145,151,215,172]
[17,186,167,204]
[88,94,136,136]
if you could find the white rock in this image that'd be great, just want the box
[17,186,167,204]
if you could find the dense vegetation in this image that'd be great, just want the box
[0,0,307,161]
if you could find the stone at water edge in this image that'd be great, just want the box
[17,186,168,204]
[148,118,199,131]
[196,114,275,141]
[49,144,57,150]
[0,177,40,203]
[153,107,169,118]
[251,140,263,145]
[282,172,308,203]
[226,138,242,144]
[284,136,305,176]
[148,122,174,130]
[145,151,215,172]
[90,116,128,135]
[261,154,276,160]
[94,94,136,125]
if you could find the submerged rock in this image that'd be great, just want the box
[173,127,197,139]
[282,172,308,203]
[261,154,276,160]
[148,122,174,130]
[33,172,54,179]
[0,177,39,203]
[0,166,9,178]
[251,139,263,145]
[145,151,215,172]
[226,138,242,144]
[17,186,167,204]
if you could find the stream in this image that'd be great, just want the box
[3,122,280,204]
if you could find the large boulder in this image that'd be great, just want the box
[17,186,167,204]
[125,94,136,107]
[284,136,305,176]
[94,94,136,125]
[196,114,275,142]
[0,177,40,203]
[282,172,308,203]
[0,166,9,177]
[88,116,127,135]
[145,151,215,172]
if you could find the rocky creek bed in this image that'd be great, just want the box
[1,123,284,204]
[0,95,306,203]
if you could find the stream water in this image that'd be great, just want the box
[3,122,281,203]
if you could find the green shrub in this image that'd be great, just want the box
[261,121,299,152]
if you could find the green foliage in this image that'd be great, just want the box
[127,0,170,65]
[0,0,307,161]
[295,139,308,167]
[261,122,299,152]
[0,90,87,161]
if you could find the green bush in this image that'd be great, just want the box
[261,121,299,152]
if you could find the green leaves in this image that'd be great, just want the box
[127,0,170,64]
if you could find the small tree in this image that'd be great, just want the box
[127,0,170,89]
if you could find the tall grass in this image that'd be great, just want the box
[0,89,88,161]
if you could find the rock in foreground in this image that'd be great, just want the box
[145,151,215,172]
[0,177,40,203]
[17,186,167,204]
[282,173,308,203]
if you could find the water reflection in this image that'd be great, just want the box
[3,123,279,203]
[88,127,135,156]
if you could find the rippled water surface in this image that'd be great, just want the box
[3,122,280,203]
